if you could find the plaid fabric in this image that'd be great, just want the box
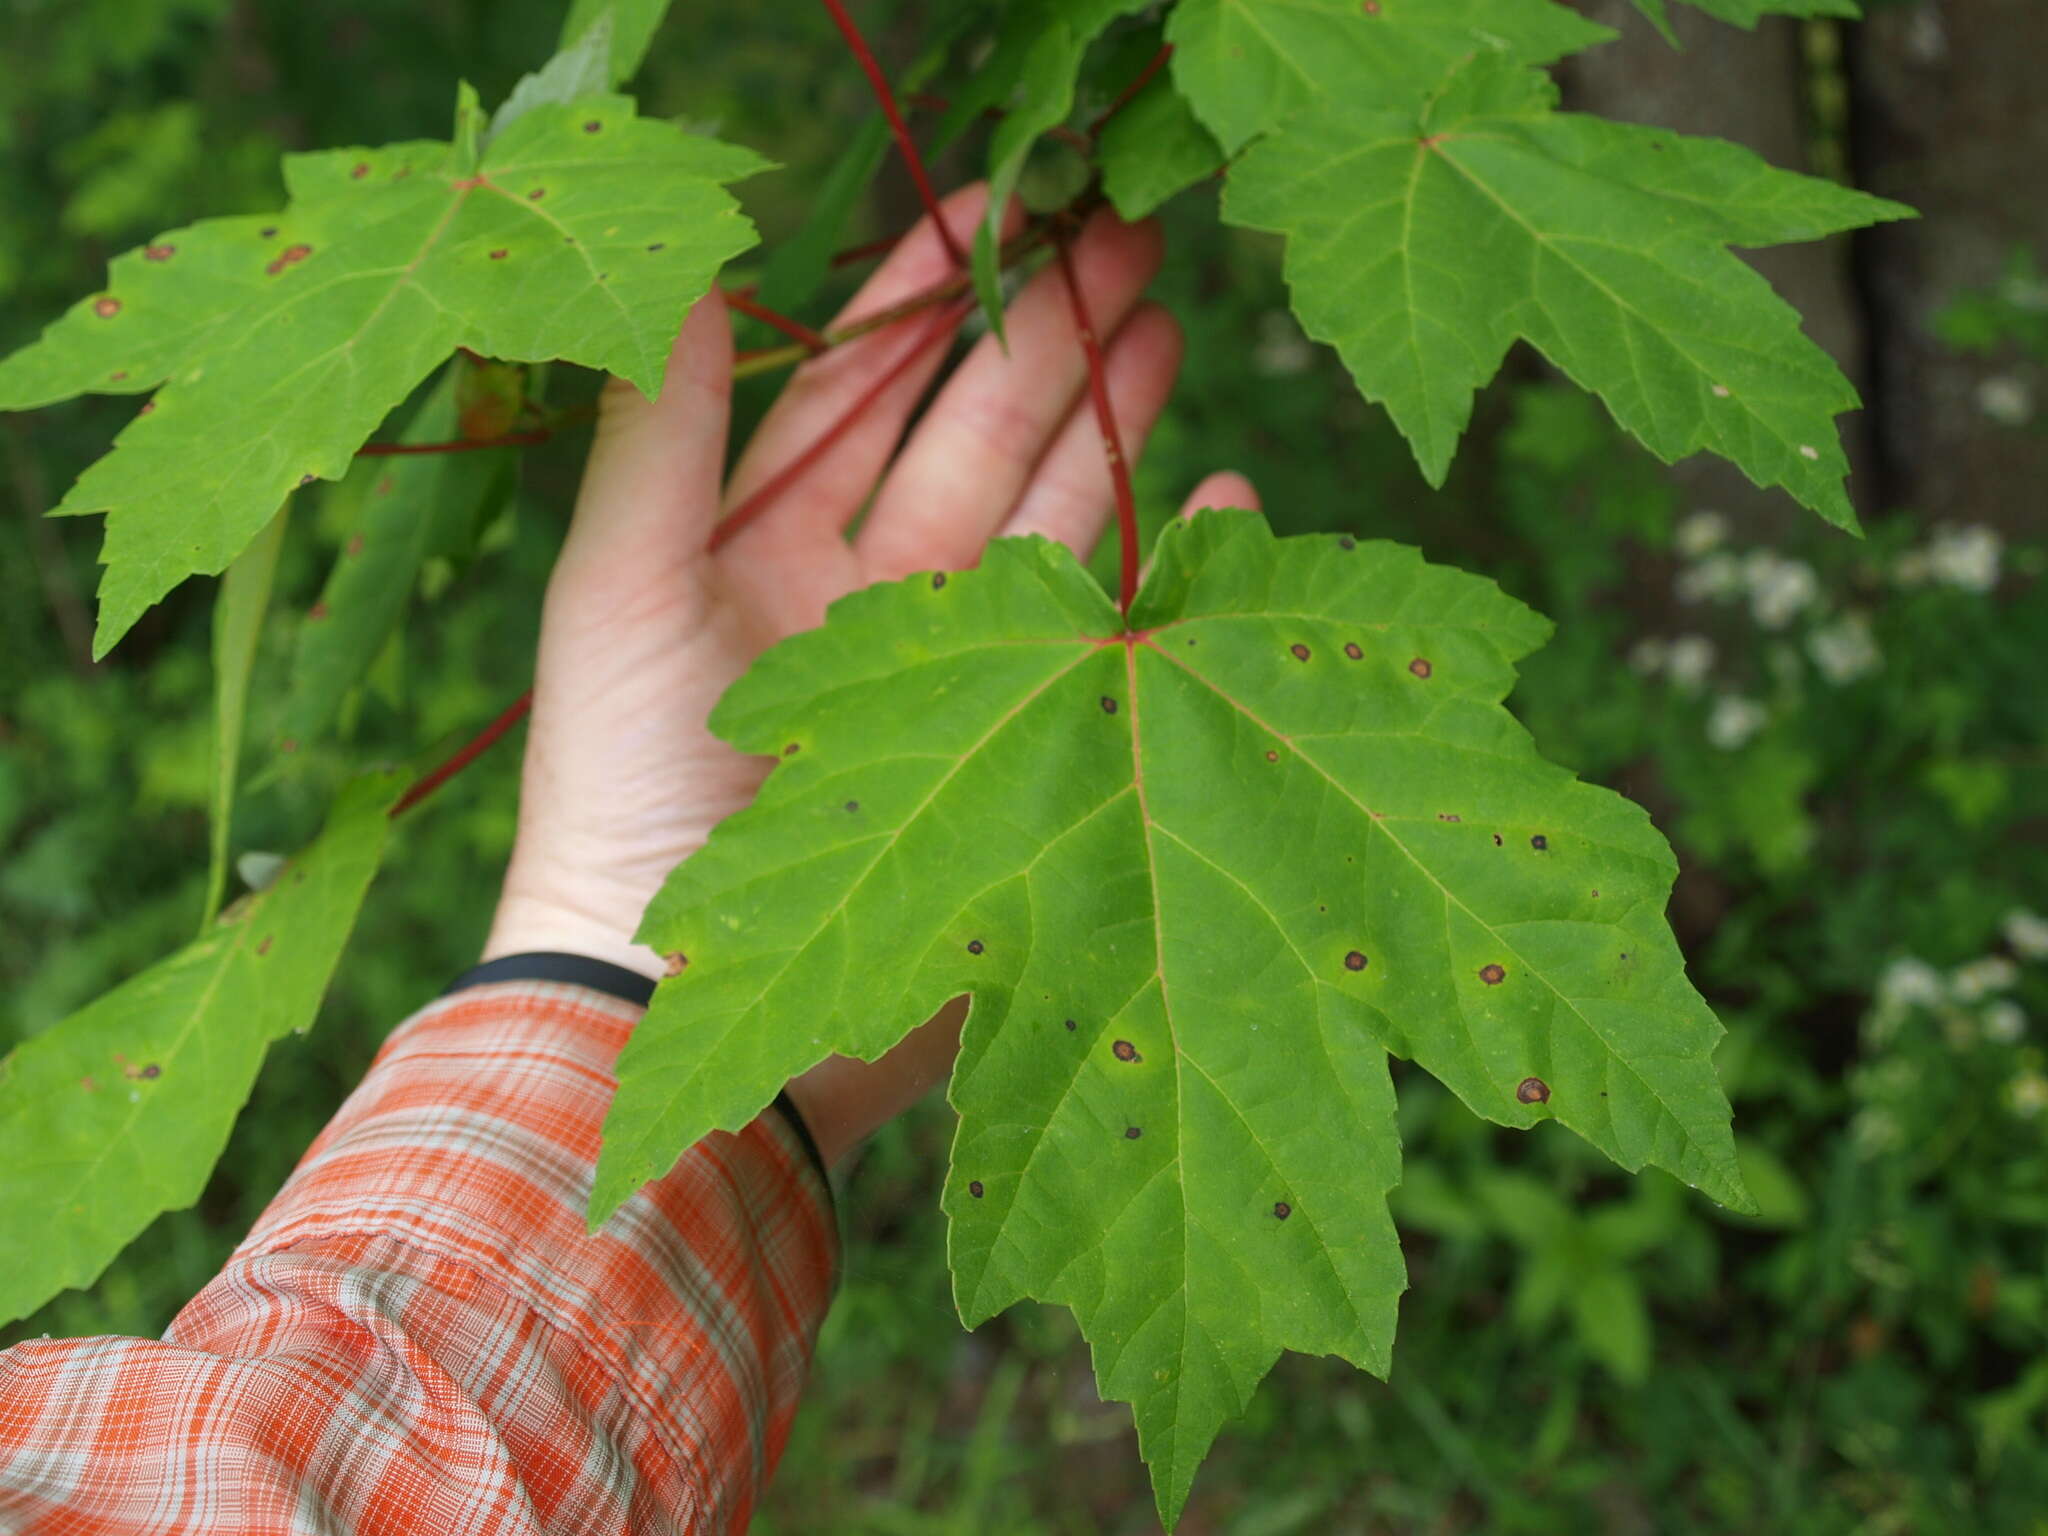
[0,980,837,1535]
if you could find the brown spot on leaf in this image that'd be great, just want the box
[1337,535,1356,550]
[110,370,128,381]
[1344,642,1363,660]
[81,1076,98,1092]
[528,187,547,200]
[931,572,947,590]
[257,935,274,956]
[1492,834,1504,847]
[1112,1039,1139,1062]
[664,952,688,977]
[139,401,156,416]
[647,242,666,252]
[140,1063,161,1080]
[94,297,121,318]
[1344,950,1368,972]
[1064,1018,1076,1031]
[1265,750,1280,763]
[1290,643,1311,662]
[844,800,859,813]
[309,602,329,621]
[145,243,176,262]
[783,743,801,756]
[1530,835,1548,850]
[1408,657,1433,679]
[279,737,298,755]
[351,162,369,179]
[1516,1076,1550,1104]
[1273,1201,1292,1220]
[967,939,984,955]
[266,243,313,277]
[489,249,508,261]
[1125,1126,1142,1140]
[584,119,604,132]
[968,1180,985,1198]
[260,226,278,239]
[347,533,365,557]
[1438,813,1461,822]
[1479,963,1506,986]
[1100,696,1118,714]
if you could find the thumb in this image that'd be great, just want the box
[560,290,734,570]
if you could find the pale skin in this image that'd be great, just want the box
[482,184,1260,1170]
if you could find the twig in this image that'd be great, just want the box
[390,689,532,817]
[1089,43,1174,139]
[725,290,829,353]
[819,0,965,267]
[1052,231,1139,614]
[711,297,974,551]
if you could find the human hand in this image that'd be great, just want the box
[483,185,1259,1165]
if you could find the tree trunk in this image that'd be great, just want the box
[1851,0,2048,534]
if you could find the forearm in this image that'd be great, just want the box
[0,968,835,1535]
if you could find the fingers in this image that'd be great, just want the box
[855,210,1165,581]
[1177,469,1261,518]
[557,291,733,579]
[718,184,1016,562]
[997,303,1184,560]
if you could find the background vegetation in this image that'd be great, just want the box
[3,1,2044,1529]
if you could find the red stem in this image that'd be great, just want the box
[357,430,550,457]
[819,0,965,267]
[724,290,828,352]
[1090,43,1174,139]
[390,689,532,817]
[1052,234,1139,615]
[709,297,972,551]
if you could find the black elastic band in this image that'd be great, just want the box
[444,952,833,1198]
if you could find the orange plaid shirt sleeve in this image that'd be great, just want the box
[0,973,838,1535]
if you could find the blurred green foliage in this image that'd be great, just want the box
[3,2,2045,1530]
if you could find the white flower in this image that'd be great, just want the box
[1252,311,1314,377]
[1983,1001,2027,1044]
[1743,550,1819,629]
[1677,552,1741,603]
[2011,1073,2048,1118]
[1676,510,1728,558]
[1877,956,1945,1011]
[1976,374,2034,426]
[1806,614,1881,685]
[2002,908,2048,961]
[1925,524,2002,592]
[1628,637,1668,676]
[1951,955,2020,1001]
[1706,693,1768,751]
[1665,634,1716,690]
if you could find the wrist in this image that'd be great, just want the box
[482,888,669,983]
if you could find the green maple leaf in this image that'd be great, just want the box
[1631,0,1857,42]
[1221,56,1912,530]
[1165,0,1613,155]
[0,87,765,656]
[279,368,516,751]
[0,771,404,1326]
[594,511,1751,1525]
[1098,70,1224,220]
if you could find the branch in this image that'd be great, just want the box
[356,430,552,458]
[390,690,532,817]
[1090,43,1174,140]
[1052,230,1139,615]
[711,296,974,551]
[724,290,828,353]
[819,0,965,267]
